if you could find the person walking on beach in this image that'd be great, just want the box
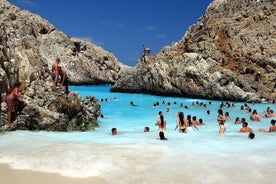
[52,58,60,89]
[217,109,226,134]
[5,82,22,126]
[155,114,167,131]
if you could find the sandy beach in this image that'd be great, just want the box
[0,164,108,184]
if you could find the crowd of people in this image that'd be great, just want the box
[110,100,276,140]
[2,57,276,139]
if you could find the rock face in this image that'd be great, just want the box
[111,0,276,102]
[0,0,127,131]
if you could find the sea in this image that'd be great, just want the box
[0,85,275,184]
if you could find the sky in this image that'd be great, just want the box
[8,0,213,66]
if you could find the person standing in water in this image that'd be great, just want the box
[239,122,253,133]
[217,108,226,134]
[259,119,276,132]
[158,131,168,140]
[175,111,187,133]
[155,114,167,131]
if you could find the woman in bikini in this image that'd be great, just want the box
[217,108,226,134]
[5,82,21,126]
[155,114,167,131]
[175,111,187,133]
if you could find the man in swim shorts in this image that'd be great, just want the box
[5,82,21,126]
[52,58,60,89]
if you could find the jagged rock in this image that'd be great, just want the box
[112,0,276,102]
[0,0,123,131]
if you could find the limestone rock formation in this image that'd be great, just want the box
[0,0,126,131]
[111,0,276,102]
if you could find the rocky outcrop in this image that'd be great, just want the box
[0,0,127,131]
[0,0,127,87]
[111,0,276,102]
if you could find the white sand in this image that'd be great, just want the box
[0,164,108,184]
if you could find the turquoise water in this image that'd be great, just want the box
[0,85,275,184]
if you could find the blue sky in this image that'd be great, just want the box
[8,0,213,66]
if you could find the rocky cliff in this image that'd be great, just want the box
[0,0,127,131]
[111,0,276,102]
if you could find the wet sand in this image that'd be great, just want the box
[0,164,108,184]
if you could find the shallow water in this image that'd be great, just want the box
[0,85,275,184]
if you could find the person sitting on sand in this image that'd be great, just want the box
[240,122,253,133]
[5,82,22,127]
[158,131,168,140]
[259,119,276,133]
[250,109,261,122]
[155,114,167,131]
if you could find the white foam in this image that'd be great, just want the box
[0,86,275,183]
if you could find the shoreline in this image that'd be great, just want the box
[0,164,108,184]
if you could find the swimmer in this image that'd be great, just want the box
[144,126,150,132]
[158,131,168,140]
[240,122,253,133]
[259,119,276,133]
[248,132,255,139]
[111,128,117,135]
